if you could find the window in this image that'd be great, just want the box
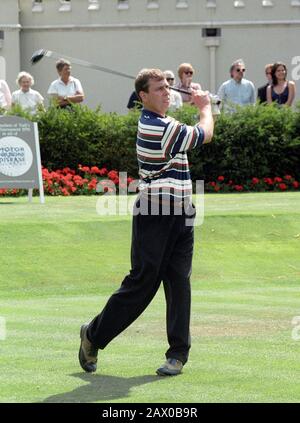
[291,0,300,6]
[117,0,129,10]
[233,0,245,7]
[262,0,274,6]
[202,28,221,37]
[206,0,216,8]
[0,31,4,50]
[176,0,188,8]
[32,0,44,12]
[88,0,100,11]
[59,0,71,12]
[147,1,159,9]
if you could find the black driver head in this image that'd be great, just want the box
[31,49,46,65]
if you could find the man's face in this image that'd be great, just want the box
[232,63,245,82]
[165,74,175,87]
[265,67,273,83]
[139,78,170,115]
[60,65,71,80]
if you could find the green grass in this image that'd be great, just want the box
[0,193,300,403]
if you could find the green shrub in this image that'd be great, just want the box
[199,103,299,183]
[35,105,139,176]
[2,102,300,182]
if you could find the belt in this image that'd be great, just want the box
[139,193,190,209]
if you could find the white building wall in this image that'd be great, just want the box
[1,0,300,113]
[0,0,20,84]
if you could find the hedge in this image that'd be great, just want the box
[5,102,300,183]
[191,103,300,183]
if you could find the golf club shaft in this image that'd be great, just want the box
[170,86,191,95]
[43,50,135,80]
[38,49,192,96]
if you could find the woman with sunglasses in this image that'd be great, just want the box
[266,62,296,107]
[174,63,201,104]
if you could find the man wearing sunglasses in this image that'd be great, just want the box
[217,59,256,112]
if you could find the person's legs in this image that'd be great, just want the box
[162,217,194,365]
[86,211,178,350]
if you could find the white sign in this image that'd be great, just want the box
[0,136,33,177]
[0,116,45,203]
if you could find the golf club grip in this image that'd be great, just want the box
[169,86,192,96]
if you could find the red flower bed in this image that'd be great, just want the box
[0,165,135,197]
[1,169,300,196]
[204,175,300,193]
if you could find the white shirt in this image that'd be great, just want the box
[11,88,44,113]
[0,80,12,109]
[169,90,183,111]
[47,76,84,97]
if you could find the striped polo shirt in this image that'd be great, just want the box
[137,109,205,200]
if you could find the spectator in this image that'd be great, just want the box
[163,70,182,111]
[47,59,84,108]
[266,62,296,106]
[127,90,142,110]
[0,79,12,110]
[257,64,273,103]
[11,71,44,114]
[174,63,201,104]
[217,59,256,112]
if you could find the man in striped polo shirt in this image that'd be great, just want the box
[79,69,214,376]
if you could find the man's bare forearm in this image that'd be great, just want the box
[199,104,214,144]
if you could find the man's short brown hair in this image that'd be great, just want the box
[135,68,165,97]
[56,58,71,72]
[265,63,273,73]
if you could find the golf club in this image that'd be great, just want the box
[30,48,192,96]
[30,48,221,107]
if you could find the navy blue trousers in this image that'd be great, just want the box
[87,202,195,365]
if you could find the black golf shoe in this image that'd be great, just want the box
[156,358,183,376]
[78,324,98,373]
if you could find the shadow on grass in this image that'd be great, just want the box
[42,372,162,403]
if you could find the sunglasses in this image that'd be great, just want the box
[166,77,174,81]
[266,72,272,75]
[184,71,193,75]
[236,68,246,73]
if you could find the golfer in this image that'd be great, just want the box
[79,68,214,376]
